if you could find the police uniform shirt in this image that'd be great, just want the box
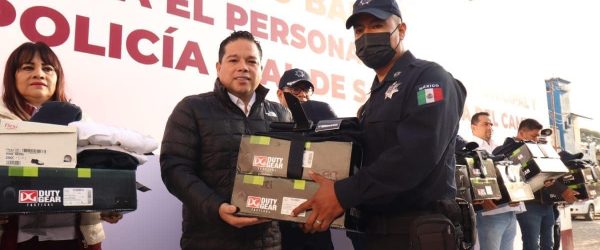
[334,50,467,213]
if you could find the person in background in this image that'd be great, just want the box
[470,112,522,250]
[292,0,467,249]
[495,118,578,250]
[277,68,336,123]
[275,68,336,250]
[470,112,497,152]
[0,42,120,250]
[160,31,292,250]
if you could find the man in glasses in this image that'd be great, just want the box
[277,68,336,123]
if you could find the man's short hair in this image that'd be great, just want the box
[471,112,490,125]
[218,31,262,63]
[518,118,543,131]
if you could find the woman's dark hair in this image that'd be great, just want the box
[2,42,68,120]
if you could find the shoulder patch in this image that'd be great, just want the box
[417,83,444,105]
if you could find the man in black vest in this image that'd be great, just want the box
[160,31,292,250]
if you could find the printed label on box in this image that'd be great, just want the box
[477,188,486,196]
[303,151,314,169]
[281,197,306,217]
[63,188,93,206]
[485,185,493,195]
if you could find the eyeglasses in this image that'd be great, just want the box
[283,86,313,97]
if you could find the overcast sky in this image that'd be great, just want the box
[400,0,600,132]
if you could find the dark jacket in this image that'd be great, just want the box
[335,51,467,215]
[160,80,291,250]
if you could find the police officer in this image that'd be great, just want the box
[292,0,467,249]
[277,68,337,123]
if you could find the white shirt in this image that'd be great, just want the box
[228,92,256,117]
[470,136,498,154]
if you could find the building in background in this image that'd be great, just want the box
[546,77,594,157]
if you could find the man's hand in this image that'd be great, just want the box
[100,212,123,224]
[219,203,270,228]
[481,199,497,211]
[292,171,344,233]
[561,188,579,204]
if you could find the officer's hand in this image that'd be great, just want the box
[292,171,344,233]
[100,212,123,224]
[218,203,270,228]
[561,188,579,204]
[481,200,497,211]
[0,215,8,225]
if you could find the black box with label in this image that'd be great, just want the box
[0,166,136,214]
[237,135,360,181]
[231,173,363,231]
[464,154,502,201]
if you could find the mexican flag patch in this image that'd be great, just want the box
[417,86,443,105]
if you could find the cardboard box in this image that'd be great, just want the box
[496,163,535,202]
[237,135,358,181]
[0,119,77,168]
[508,143,569,192]
[465,157,502,200]
[0,166,136,214]
[231,174,363,231]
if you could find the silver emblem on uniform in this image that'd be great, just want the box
[393,71,402,78]
[385,81,401,100]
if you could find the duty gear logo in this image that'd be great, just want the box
[19,190,38,203]
[253,156,268,168]
[246,195,278,211]
[252,155,284,169]
[18,189,62,206]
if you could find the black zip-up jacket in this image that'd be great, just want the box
[160,80,291,250]
[335,51,467,215]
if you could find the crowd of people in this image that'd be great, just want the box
[0,0,585,250]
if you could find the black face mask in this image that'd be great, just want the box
[355,25,400,69]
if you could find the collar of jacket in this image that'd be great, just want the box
[212,78,270,112]
[370,50,417,93]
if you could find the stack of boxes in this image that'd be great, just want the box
[231,135,362,230]
[455,150,502,202]
[0,119,137,215]
[508,143,569,192]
